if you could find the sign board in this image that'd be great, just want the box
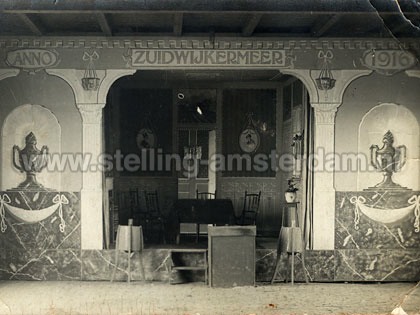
[6,49,60,72]
[126,49,291,68]
[362,49,416,75]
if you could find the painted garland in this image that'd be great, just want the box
[350,195,420,232]
[0,193,68,233]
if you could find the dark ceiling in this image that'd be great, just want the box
[0,0,419,38]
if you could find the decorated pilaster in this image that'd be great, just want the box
[309,63,372,250]
[76,103,105,249]
[311,102,340,250]
[46,67,135,249]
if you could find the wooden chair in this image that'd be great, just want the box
[143,190,165,244]
[129,188,144,225]
[196,189,217,200]
[238,191,261,226]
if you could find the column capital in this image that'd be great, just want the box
[0,68,20,81]
[311,102,340,124]
[77,103,106,124]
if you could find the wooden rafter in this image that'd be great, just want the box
[173,12,183,36]
[16,13,43,35]
[311,14,341,37]
[242,13,263,36]
[96,13,112,36]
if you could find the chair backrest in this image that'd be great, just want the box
[129,188,140,207]
[196,189,217,200]
[241,191,261,225]
[144,190,160,216]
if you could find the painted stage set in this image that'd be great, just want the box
[0,36,420,284]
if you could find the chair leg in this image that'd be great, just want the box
[111,230,120,282]
[195,224,200,243]
[161,222,166,244]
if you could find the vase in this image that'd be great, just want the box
[285,191,297,203]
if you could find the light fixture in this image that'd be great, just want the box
[82,51,100,91]
[184,130,202,160]
[184,145,202,160]
[316,50,336,90]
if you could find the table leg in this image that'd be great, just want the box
[196,223,200,243]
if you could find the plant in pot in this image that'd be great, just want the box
[285,179,298,203]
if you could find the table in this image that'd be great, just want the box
[172,199,235,242]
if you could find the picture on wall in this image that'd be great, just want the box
[119,88,173,176]
[222,89,276,177]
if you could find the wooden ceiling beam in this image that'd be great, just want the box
[173,12,183,36]
[96,13,112,36]
[311,14,341,37]
[242,13,263,36]
[16,13,43,35]
[3,10,405,15]
[0,0,383,14]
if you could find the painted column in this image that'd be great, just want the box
[308,70,372,250]
[310,102,340,250]
[77,103,105,249]
[46,69,135,249]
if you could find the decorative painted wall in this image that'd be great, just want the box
[332,72,420,281]
[1,104,61,191]
[357,103,419,191]
[0,191,80,280]
[0,71,82,192]
[335,72,420,192]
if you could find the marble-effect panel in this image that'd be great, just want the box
[256,249,277,282]
[335,191,420,250]
[335,249,420,282]
[81,249,172,282]
[0,191,81,281]
[1,191,81,251]
[0,249,81,280]
[257,250,335,283]
[0,247,417,282]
